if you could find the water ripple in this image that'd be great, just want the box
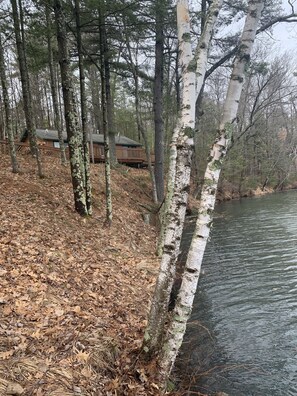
[183,191,297,396]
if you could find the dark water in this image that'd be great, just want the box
[180,191,297,396]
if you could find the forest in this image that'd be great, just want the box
[0,0,297,395]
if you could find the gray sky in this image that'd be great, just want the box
[265,1,297,52]
[218,0,297,54]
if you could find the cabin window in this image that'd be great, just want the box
[53,141,68,148]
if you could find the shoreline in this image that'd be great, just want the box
[217,186,273,202]
[216,184,297,203]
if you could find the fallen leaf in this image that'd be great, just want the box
[6,382,24,395]
[75,351,90,363]
[0,350,14,360]
[2,306,12,316]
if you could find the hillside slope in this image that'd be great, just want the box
[0,154,160,395]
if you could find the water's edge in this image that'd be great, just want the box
[178,190,297,396]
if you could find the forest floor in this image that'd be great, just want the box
[0,153,167,396]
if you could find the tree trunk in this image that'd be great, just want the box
[44,82,52,128]
[193,79,205,179]
[9,69,20,137]
[99,4,112,225]
[11,0,43,178]
[153,0,165,202]
[54,0,88,216]
[145,0,197,354]
[97,2,117,166]
[135,78,158,204]
[46,5,67,165]
[31,73,44,127]
[0,33,19,173]
[144,0,223,359]
[157,0,222,255]
[200,0,207,33]
[105,43,117,167]
[89,66,101,135]
[74,0,92,214]
[158,0,264,385]
[124,34,158,204]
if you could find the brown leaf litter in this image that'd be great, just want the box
[0,153,163,395]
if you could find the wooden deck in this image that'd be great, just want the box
[91,144,154,165]
[0,140,154,166]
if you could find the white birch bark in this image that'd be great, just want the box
[194,0,223,101]
[157,0,223,256]
[159,0,265,384]
[144,0,195,355]
[144,135,194,354]
[145,0,222,355]
[157,0,195,257]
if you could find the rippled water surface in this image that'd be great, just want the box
[181,191,297,396]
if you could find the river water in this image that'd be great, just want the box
[180,191,297,396]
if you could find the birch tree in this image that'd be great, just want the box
[158,0,265,385]
[157,0,222,256]
[144,0,222,356]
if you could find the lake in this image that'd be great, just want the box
[179,191,297,396]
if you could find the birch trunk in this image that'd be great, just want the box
[159,0,264,384]
[0,33,19,173]
[144,0,195,354]
[157,0,223,256]
[46,5,67,165]
[156,0,196,257]
[54,0,88,216]
[144,134,193,355]
[144,0,222,356]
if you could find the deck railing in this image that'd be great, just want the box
[0,140,154,165]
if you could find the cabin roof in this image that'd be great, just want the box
[20,129,142,147]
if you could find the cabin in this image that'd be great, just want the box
[19,129,152,166]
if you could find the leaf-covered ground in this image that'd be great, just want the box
[0,153,162,395]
